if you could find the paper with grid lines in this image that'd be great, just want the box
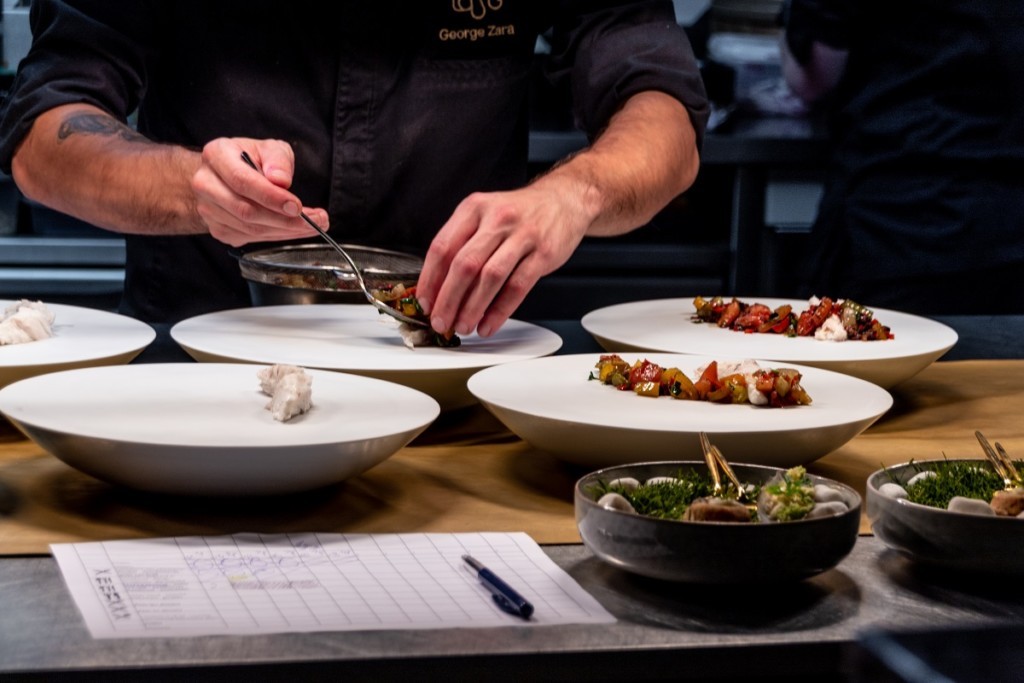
[51,532,614,638]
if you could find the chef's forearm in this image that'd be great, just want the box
[535,90,699,238]
[11,103,206,235]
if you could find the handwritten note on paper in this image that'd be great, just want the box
[50,532,615,638]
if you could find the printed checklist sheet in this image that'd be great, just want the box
[51,531,615,638]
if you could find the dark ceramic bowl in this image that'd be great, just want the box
[867,459,1024,575]
[575,461,861,583]
[238,243,423,306]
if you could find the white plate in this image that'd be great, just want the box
[581,297,958,388]
[0,363,440,495]
[468,353,892,468]
[0,301,155,389]
[170,305,563,410]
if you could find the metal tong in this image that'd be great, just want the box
[975,430,1021,490]
[698,431,752,504]
[239,151,427,328]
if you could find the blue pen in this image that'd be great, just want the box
[462,554,535,620]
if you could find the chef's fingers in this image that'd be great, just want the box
[247,141,297,190]
[199,138,304,219]
[202,201,328,247]
[418,194,509,335]
[461,242,542,338]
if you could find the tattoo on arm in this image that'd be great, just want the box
[57,113,148,144]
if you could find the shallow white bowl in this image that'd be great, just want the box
[170,305,562,411]
[0,363,440,496]
[867,459,1024,575]
[581,297,958,388]
[468,353,892,468]
[0,301,155,389]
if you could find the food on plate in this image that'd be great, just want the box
[371,283,460,349]
[758,466,849,520]
[590,466,849,523]
[591,354,812,407]
[257,364,313,422]
[0,299,55,346]
[878,459,1024,518]
[692,295,893,341]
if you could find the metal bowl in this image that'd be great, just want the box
[575,461,861,583]
[867,459,1024,576]
[237,243,423,306]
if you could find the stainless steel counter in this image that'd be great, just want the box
[1,537,1023,681]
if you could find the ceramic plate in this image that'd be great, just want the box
[468,353,892,468]
[576,461,861,583]
[867,459,1024,575]
[0,363,440,495]
[581,297,958,388]
[170,305,563,410]
[0,300,155,389]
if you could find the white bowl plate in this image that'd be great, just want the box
[581,297,958,388]
[170,305,562,410]
[468,353,892,468]
[0,363,440,495]
[0,301,155,389]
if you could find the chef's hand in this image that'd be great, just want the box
[192,137,327,247]
[415,174,593,338]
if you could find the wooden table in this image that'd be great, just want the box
[2,360,1023,553]
[2,359,1024,682]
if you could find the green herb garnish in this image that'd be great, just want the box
[903,460,1005,509]
[590,469,760,521]
[762,466,815,521]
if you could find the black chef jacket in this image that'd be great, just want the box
[787,0,1024,315]
[0,1,708,324]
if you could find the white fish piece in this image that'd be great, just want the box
[398,323,432,349]
[694,358,769,405]
[4,299,56,324]
[257,363,305,395]
[257,364,313,422]
[0,301,55,346]
[813,314,848,341]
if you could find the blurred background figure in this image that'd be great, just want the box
[781,0,1024,315]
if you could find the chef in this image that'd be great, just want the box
[0,1,708,337]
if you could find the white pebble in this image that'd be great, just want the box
[947,496,995,516]
[806,501,849,519]
[597,492,636,514]
[907,471,937,485]
[879,483,908,500]
[813,484,846,504]
[608,477,640,492]
[644,476,678,486]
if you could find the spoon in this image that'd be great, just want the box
[239,151,427,328]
